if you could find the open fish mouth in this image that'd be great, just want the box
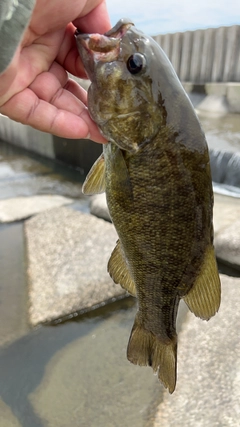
[75,18,134,64]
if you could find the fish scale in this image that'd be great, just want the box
[75,18,221,393]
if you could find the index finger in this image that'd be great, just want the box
[73,1,111,34]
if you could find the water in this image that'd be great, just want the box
[200,113,240,153]
[0,222,28,347]
[0,298,162,427]
[0,141,87,200]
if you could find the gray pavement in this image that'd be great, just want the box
[25,207,123,325]
[0,222,28,347]
[0,195,73,222]
[154,274,240,427]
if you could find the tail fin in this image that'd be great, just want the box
[127,314,177,394]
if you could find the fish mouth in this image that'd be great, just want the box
[75,18,134,76]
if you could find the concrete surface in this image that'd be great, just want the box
[215,220,240,268]
[0,299,161,427]
[195,94,229,115]
[0,195,73,222]
[90,193,111,222]
[227,83,240,113]
[28,304,159,427]
[0,114,55,159]
[153,275,240,427]
[25,207,124,325]
[213,193,240,234]
[154,25,240,84]
[0,223,29,347]
[0,139,84,200]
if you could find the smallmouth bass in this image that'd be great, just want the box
[75,19,221,393]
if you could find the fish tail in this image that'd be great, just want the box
[127,313,177,394]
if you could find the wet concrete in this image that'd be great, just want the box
[200,113,240,153]
[0,140,86,200]
[0,222,29,347]
[0,299,163,427]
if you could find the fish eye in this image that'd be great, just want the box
[127,53,146,74]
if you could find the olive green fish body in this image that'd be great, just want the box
[104,121,212,338]
[76,19,221,393]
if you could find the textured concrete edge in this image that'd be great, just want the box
[0,114,55,159]
[183,82,240,113]
[24,207,125,326]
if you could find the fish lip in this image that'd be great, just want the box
[75,18,134,62]
[104,18,134,38]
[75,33,121,62]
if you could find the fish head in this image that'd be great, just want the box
[75,19,167,153]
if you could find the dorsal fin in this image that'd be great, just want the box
[108,240,136,296]
[183,245,221,320]
[82,153,105,195]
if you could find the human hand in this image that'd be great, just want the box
[0,0,111,143]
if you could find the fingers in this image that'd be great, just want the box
[64,79,88,106]
[29,63,88,112]
[0,87,106,142]
[55,24,89,80]
[73,1,111,34]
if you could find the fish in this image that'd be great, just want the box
[75,18,221,393]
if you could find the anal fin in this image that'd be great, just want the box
[183,245,221,320]
[82,153,105,195]
[108,240,136,296]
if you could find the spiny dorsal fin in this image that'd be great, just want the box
[183,245,221,320]
[108,240,136,296]
[82,153,105,195]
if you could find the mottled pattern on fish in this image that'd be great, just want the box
[75,19,221,393]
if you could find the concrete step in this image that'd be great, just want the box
[153,274,240,427]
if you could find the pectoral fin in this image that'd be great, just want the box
[106,145,133,202]
[108,240,136,296]
[183,246,221,320]
[82,153,105,195]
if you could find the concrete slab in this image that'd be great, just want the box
[215,220,240,267]
[0,299,160,427]
[0,398,21,427]
[196,95,229,115]
[29,303,159,427]
[154,274,240,427]
[90,193,111,222]
[0,223,29,347]
[0,195,73,223]
[0,115,55,160]
[213,194,240,267]
[0,139,84,200]
[213,193,240,235]
[205,82,227,96]
[227,83,240,113]
[25,207,124,325]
